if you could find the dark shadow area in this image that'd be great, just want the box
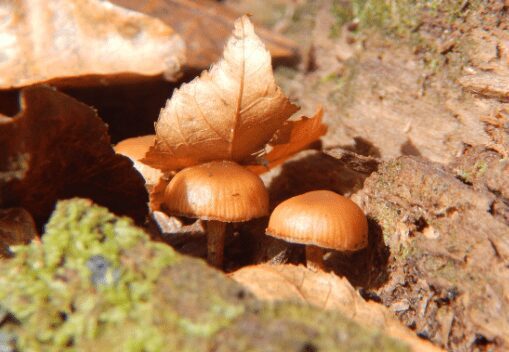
[225,217,305,273]
[1,70,202,144]
[267,151,370,207]
[273,55,301,69]
[149,215,282,274]
[341,136,381,158]
[400,138,422,156]
[61,68,209,143]
[225,217,272,272]
[326,218,390,289]
[0,90,21,117]
[62,78,176,144]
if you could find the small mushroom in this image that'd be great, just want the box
[266,190,368,271]
[163,160,269,268]
[115,135,163,187]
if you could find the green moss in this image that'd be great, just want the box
[329,58,360,110]
[422,255,463,284]
[474,160,488,177]
[320,72,341,84]
[373,160,403,196]
[373,203,401,243]
[332,0,479,36]
[0,199,411,352]
[457,169,472,183]
[456,159,489,183]
[0,199,177,350]
[397,242,416,261]
[331,0,481,63]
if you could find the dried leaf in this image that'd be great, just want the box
[0,208,38,258]
[246,108,327,174]
[144,16,300,172]
[111,0,299,70]
[148,177,169,212]
[0,86,148,226]
[0,0,185,88]
[231,264,443,352]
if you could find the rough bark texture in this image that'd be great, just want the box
[254,0,509,163]
[224,1,509,351]
[356,153,509,351]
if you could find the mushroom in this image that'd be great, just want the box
[266,190,368,271]
[115,135,163,187]
[163,160,269,268]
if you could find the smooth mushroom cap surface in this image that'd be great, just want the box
[115,135,155,161]
[266,190,368,251]
[164,160,269,222]
[115,135,162,186]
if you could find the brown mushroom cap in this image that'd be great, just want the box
[115,135,155,161]
[164,160,269,222]
[115,135,162,186]
[266,190,368,251]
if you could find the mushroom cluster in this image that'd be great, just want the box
[160,169,369,270]
[113,17,369,271]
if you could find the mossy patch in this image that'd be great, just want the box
[0,199,411,351]
[0,199,178,350]
[332,0,480,38]
[330,0,481,76]
[456,159,489,184]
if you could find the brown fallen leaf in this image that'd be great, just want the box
[0,86,148,226]
[144,16,325,173]
[230,264,443,352]
[0,208,38,258]
[0,0,185,89]
[147,177,170,213]
[111,0,299,70]
[114,136,174,213]
[246,108,327,174]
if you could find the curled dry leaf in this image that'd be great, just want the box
[0,86,148,226]
[148,177,169,213]
[246,108,327,174]
[144,16,318,172]
[111,0,299,69]
[0,0,185,88]
[231,264,443,352]
[0,208,38,258]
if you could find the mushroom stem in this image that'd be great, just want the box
[207,220,226,268]
[305,245,325,271]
